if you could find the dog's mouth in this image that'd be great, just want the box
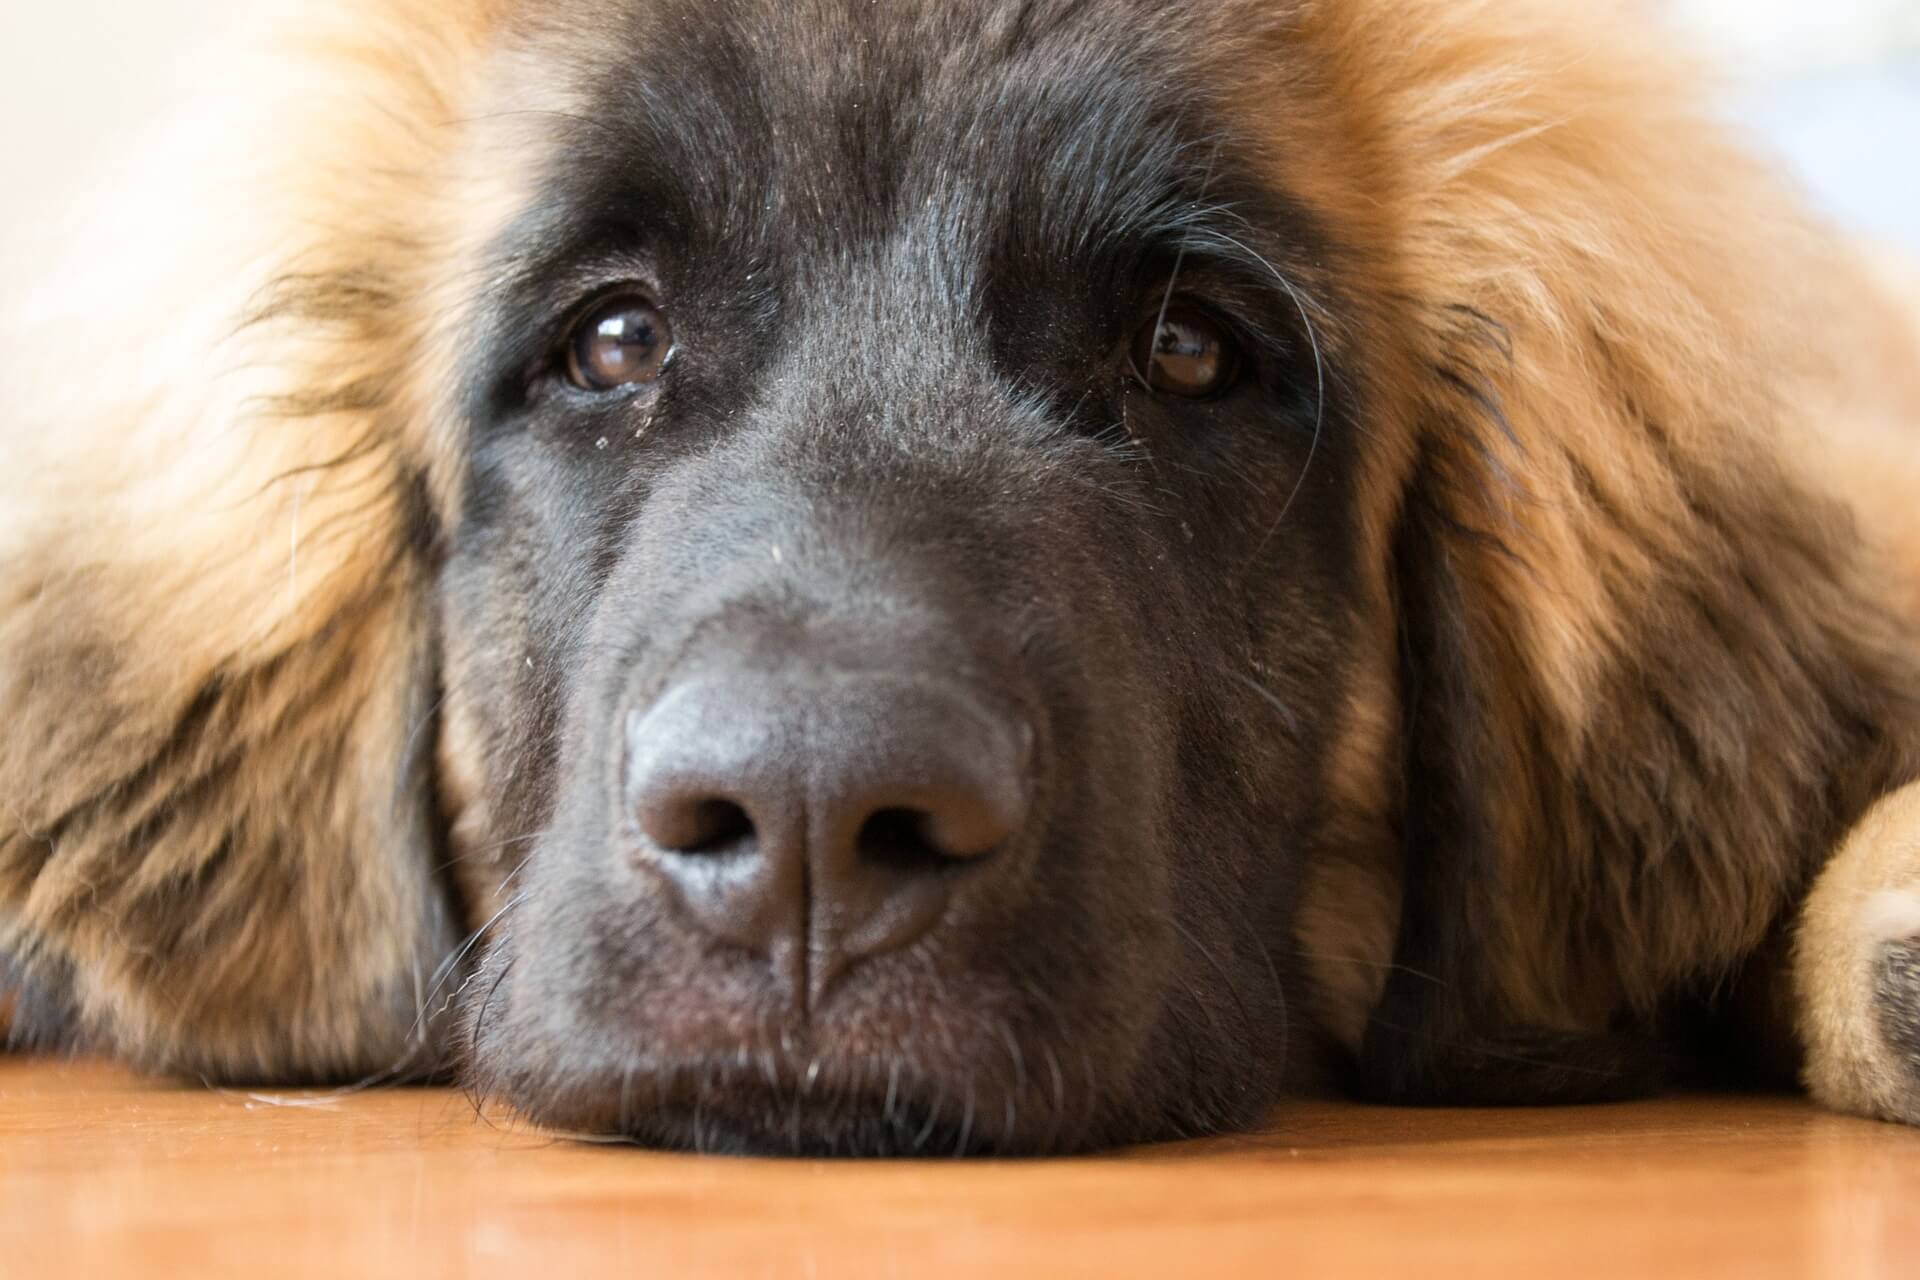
[449,543,1202,1152]
[539,1052,1101,1157]
[460,930,1145,1157]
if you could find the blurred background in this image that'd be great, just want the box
[0,1,1915,251]
[1670,0,1920,251]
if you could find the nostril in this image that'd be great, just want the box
[857,787,1012,872]
[643,795,755,855]
[856,807,954,876]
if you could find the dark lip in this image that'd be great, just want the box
[606,1099,1009,1159]
[509,1049,1107,1158]
[566,1092,1082,1161]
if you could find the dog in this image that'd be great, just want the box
[3,0,1919,1155]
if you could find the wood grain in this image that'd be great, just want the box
[4,1060,1918,1278]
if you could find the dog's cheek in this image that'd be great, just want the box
[436,688,506,930]
[1295,855,1401,1055]
[433,484,609,936]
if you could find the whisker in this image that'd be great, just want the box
[1183,227,1330,552]
[409,891,528,1041]
[388,684,454,820]
[432,830,542,875]
[1286,946,1452,989]
[1138,140,1225,398]
[954,1082,978,1158]
[1168,915,1259,1043]
[1231,670,1305,741]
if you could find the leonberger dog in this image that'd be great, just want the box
[3,0,1919,1156]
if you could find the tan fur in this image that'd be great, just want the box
[4,0,1919,1110]
[1267,1,1920,1050]
[1797,247,1920,625]
[0,0,509,1075]
[1294,854,1401,1055]
[1795,782,1920,1123]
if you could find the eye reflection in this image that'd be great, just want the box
[566,294,673,392]
[1131,306,1240,399]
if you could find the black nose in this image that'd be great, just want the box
[623,668,1032,1011]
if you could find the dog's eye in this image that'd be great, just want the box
[1130,306,1240,399]
[566,294,673,392]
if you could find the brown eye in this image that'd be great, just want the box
[566,294,673,391]
[1130,306,1240,399]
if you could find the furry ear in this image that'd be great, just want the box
[1354,421,1682,1105]
[0,1,493,1080]
[0,558,457,1081]
[1354,280,1920,1108]
[1288,0,1920,1105]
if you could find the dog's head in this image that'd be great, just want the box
[433,0,1407,1154]
[17,0,1863,1157]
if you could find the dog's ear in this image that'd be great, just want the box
[1332,3,1920,1103]
[0,543,455,1080]
[0,7,489,1080]
[1355,288,1920,1102]
[1359,254,1920,1105]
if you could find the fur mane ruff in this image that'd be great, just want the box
[2,0,1917,1087]
[0,0,501,1075]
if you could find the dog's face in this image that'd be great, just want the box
[437,0,1380,1154]
[15,0,1913,1160]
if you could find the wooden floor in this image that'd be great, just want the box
[3,1060,1918,1278]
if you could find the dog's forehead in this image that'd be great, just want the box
[504,0,1256,267]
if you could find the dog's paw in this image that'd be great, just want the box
[1796,783,1920,1126]
[1865,895,1920,1112]
[0,949,84,1055]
